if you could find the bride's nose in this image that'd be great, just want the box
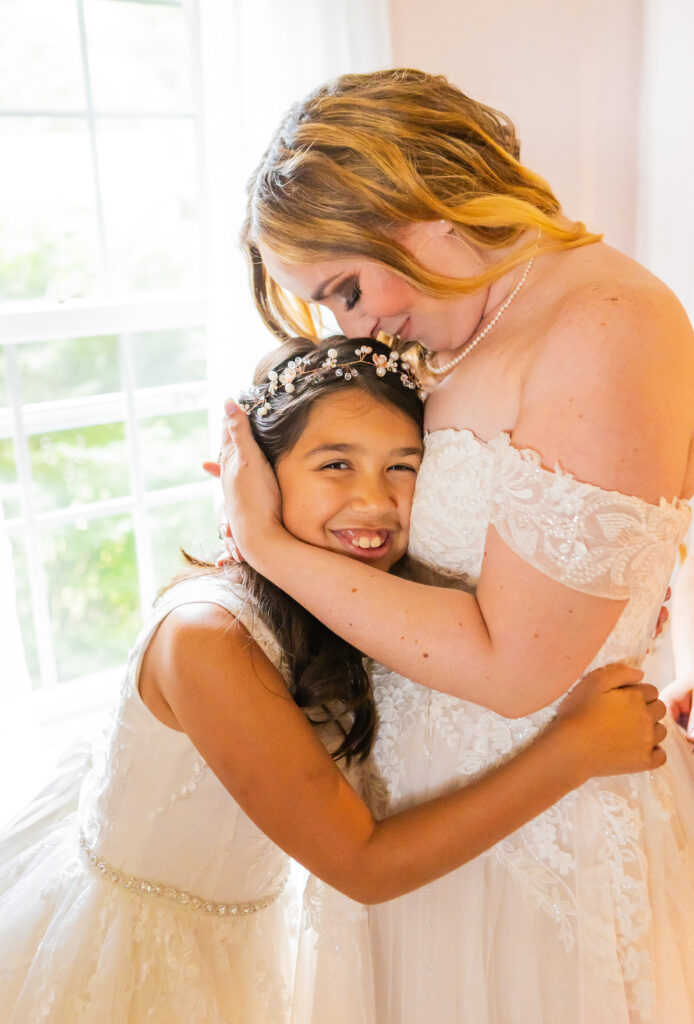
[334,307,379,340]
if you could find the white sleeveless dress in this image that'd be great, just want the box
[0,578,295,1024]
[300,429,694,1024]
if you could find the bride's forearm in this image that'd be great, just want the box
[251,528,619,716]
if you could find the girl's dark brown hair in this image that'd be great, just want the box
[170,336,424,763]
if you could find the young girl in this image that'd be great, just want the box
[0,338,665,1024]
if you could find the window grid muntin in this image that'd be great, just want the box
[1,0,208,708]
[3,326,213,693]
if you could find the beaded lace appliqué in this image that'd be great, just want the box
[392,428,692,1019]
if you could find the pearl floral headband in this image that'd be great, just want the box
[239,343,424,417]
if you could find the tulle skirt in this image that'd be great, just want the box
[0,816,295,1023]
[299,722,694,1024]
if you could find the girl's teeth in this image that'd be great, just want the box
[352,534,386,549]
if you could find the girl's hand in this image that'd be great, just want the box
[556,663,667,779]
[659,677,694,741]
[203,400,284,566]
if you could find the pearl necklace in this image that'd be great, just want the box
[424,250,536,377]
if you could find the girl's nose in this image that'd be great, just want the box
[350,476,393,512]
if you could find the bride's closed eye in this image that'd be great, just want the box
[344,277,361,312]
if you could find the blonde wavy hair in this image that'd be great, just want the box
[242,67,601,342]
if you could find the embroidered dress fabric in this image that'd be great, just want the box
[0,578,295,1024]
[301,429,694,1024]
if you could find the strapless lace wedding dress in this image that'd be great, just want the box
[298,430,694,1024]
[0,578,295,1024]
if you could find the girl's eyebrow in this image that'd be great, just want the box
[303,443,424,458]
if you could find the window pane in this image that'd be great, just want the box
[42,514,140,682]
[133,327,206,388]
[0,0,85,110]
[85,0,193,112]
[29,422,130,513]
[17,335,120,404]
[0,438,21,520]
[97,118,202,292]
[138,409,209,491]
[0,352,17,519]
[0,118,99,301]
[0,347,8,406]
[7,531,41,689]
[149,494,217,589]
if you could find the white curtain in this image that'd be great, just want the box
[0,516,42,825]
[196,0,392,424]
[637,0,694,319]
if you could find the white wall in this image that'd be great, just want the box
[388,0,643,257]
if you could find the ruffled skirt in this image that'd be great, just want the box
[0,817,295,1024]
[300,723,694,1024]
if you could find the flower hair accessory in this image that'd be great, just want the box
[239,344,424,417]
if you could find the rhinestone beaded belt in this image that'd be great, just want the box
[79,835,289,917]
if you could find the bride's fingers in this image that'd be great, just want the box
[202,460,221,478]
[654,605,668,638]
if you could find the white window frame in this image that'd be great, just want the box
[1,0,214,733]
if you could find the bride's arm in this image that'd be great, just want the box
[221,287,694,717]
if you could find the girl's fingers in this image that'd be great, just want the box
[649,746,667,769]
[648,698,666,723]
[653,722,667,746]
[632,683,660,705]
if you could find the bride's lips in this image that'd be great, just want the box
[331,528,394,560]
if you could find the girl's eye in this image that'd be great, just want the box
[345,278,361,312]
[389,463,419,473]
[321,460,350,471]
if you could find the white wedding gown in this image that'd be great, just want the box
[297,430,694,1024]
[0,578,296,1024]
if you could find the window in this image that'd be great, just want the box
[1,0,217,738]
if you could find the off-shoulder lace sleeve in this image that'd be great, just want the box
[488,434,691,599]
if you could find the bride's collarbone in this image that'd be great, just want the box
[424,342,527,438]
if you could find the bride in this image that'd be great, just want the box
[220,69,694,1022]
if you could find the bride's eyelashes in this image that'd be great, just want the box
[344,277,361,312]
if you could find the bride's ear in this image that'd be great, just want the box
[404,218,456,264]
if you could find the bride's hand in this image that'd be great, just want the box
[659,677,694,742]
[556,663,667,778]
[202,400,284,566]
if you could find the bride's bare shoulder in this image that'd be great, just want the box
[515,243,694,501]
[540,243,693,363]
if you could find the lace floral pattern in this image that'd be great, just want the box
[368,427,694,1021]
[0,578,295,1023]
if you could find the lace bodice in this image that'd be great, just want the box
[408,429,690,670]
[361,429,693,1019]
[78,578,290,906]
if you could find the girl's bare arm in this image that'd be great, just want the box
[139,602,665,905]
